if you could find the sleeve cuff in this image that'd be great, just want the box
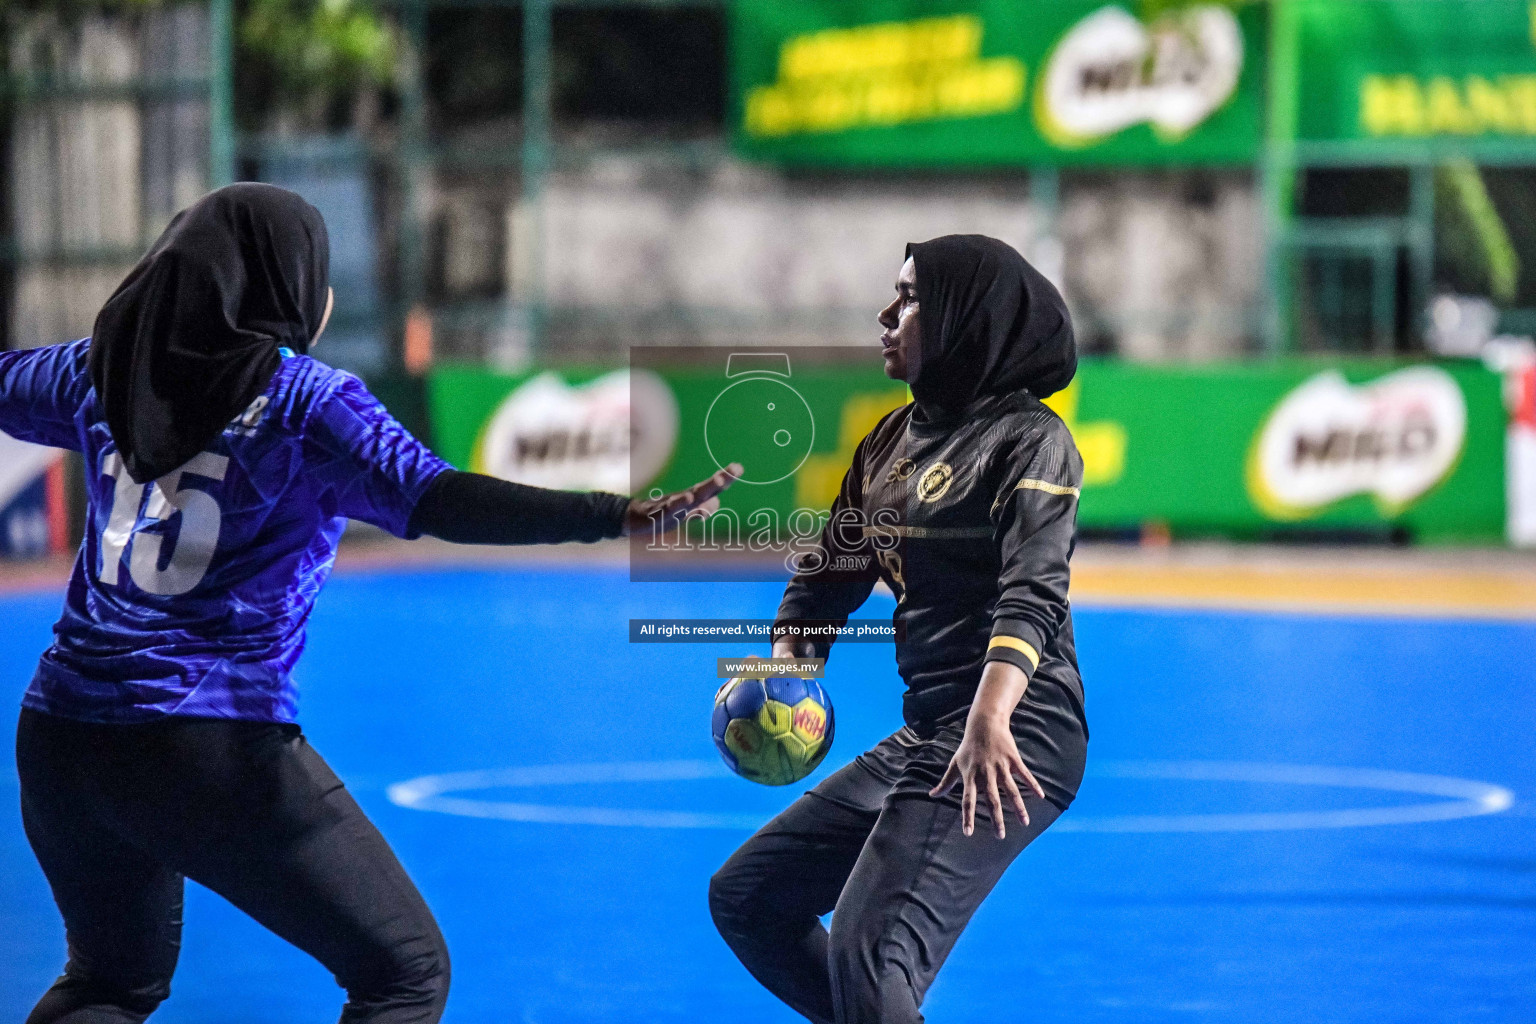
[401,464,455,540]
[592,491,632,539]
[985,618,1046,678]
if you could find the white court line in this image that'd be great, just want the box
[387,761,765,829]
[385,759,1515,833]
[1054,761,1514,832]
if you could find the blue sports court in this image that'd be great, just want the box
[2,562,1533,1023]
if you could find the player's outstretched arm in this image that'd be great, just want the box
[0,341,92,451]
[407,464,739,546]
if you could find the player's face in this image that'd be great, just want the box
[878,256,919,381]
[311,287,334,349]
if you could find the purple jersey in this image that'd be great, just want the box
[0,339,449,724]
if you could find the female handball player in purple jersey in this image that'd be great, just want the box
[0,183,736,1024]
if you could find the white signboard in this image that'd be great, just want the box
[1037,4,1244,145]
[475,369,679,494]
[1248,367,1468,518]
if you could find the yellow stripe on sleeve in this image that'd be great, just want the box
[987,635,1040,670]
[991,477,1082,517]
[1015,478,1080,497]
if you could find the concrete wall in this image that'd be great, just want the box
[0,16,1263,366]
[1061,170,1262,359]
[430,157,1263,364]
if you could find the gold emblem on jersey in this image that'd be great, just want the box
[885,458,916,483]
[915,462,953,503]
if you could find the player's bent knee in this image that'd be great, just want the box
[828,964,923,1024]
[408,945,451,1002]
[709,862,789,939]
[26,969,172,1024]
[708,866,747,935]
[392,944,450,1013]
[710,867,803,959]
[345,936,450,1021]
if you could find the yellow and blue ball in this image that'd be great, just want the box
[711,674,834,786]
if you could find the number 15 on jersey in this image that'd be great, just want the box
[99,451,229,596]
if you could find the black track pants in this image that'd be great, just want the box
[710,722,1081,1024]
[16,708,449,1024]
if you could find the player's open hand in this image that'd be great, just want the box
[622,463,742,536]
[930,715,1046,839]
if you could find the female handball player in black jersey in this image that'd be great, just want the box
[0,183,736,1024]
[710,234,1088,1024]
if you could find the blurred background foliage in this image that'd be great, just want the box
[0,0,727,133]
[0,0,398,131]
[237,0,396,132]
[1437,161,1523,306]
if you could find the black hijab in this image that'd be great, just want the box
[904,234,1076,418]
[90,183,330,483]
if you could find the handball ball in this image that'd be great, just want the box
[712,674,834,786]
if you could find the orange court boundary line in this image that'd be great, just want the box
[1069,563,1536,622]
[3,544,1535,622]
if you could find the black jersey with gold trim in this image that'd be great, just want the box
[776,389,1084,734]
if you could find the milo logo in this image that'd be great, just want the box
[475,369,678,492]
[1036,4,1244,147]
[1247,367,1468,519]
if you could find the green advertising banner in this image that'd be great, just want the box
[428,357,911,526]
[1060,360,1504,541]
[729,0,1265,167]
[1290,0,1536,144]
[428,358,1506,544]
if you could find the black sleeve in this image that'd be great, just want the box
[985,435,1082,680]
[773,435,881,658]
[406,469,630,545]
